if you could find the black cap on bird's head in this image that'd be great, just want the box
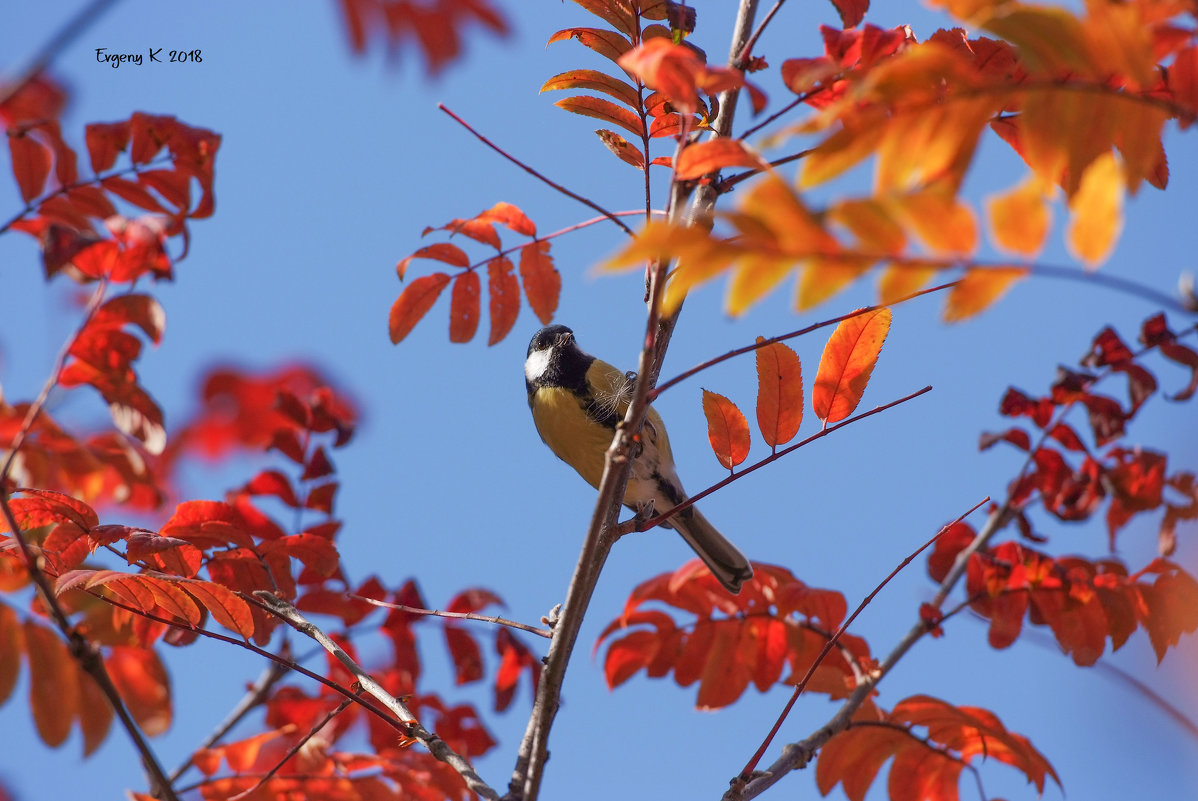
[527,324,574,357]
[525,324,592,400]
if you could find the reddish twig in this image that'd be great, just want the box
[437,104,634,236]
[254,591,500,801]
[737,496,990,780]
[227,693,358,801]
[350,595,552,638]
[735,0,787,68]
[639,385,934,531]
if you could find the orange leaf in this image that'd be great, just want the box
[943,266,1027,322]
[449,270,480,343]
[812,308,891,424]
[831,0,870,28]
[0,603,22,704]
[541,69,640,108]
[8,133,52,202]
[519,241,560,325]
[701,389,750,469]
[555,96,645,137]
[23,621,80,747]
[1067,151,1123,268]
[595,129,645,168]
[674,138,767,180]
[486,256,520,345]
[77,665,114,756]
[475,201,536,236]
[986,176,1051,257]
[389,272,451,344]
[755,339,804,449]
[106,646,172,736]
[396,242,469,280]
[547,26,632,65]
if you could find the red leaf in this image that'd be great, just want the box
[449,270,481,343]
[701,389,750,469]
[8,133,52,202]
[445,626,484,685]
[830,0,870,29]
[106,646,171,736]
[519,241,560,325]
[475,201,536,236]
[389,272,451,344]
[486,256,520,346]
[85,121,131,172]
[23,621,80,747]
[397,244,469,280]
[243,469,300,506]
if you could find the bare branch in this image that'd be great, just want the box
[350,595,553,638]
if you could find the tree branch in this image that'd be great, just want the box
[351,595,553,638]
[254,592,501,801]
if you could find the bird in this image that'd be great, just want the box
[524,324,753,593]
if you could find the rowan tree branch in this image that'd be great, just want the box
[0,0,120,109]
[730,504,1010,800]
[0,280,181,801]
[509,7,762,800]
[351,595,553,638]
[254,591,501,801]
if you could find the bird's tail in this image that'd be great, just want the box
[672,508,753,594]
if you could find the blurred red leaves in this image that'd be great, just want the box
[598,562,871,709]
[336,0,508,74]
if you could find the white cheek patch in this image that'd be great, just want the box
[525,348,552,383]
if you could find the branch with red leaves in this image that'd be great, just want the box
[254,591,502,801]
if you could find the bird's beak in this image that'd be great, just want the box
[557,332,573,346]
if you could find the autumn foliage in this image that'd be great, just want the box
[3,1,1198,801]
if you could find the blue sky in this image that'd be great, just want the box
[1,2,1196,800]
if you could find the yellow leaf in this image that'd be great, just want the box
[943,267,1028,322]
[986,176,1051,257]
[983,7,1090,75]
[797,256,874,311]
[829,199,907,255]
[877,262,939,305]
[800,112,887,188]
[727,254,794,316]
[605,222,741,314]
[887,190,977,255]
[1082,0,1155,89]
[1067,151,1123,268]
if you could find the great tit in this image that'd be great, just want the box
[524,324,753,594]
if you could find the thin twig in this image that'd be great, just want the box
[639,386,934,531]
[735,0,787,68]
[0,280,178,799]
[652,281,958,399]
[254,592,501,801]
[88,591,408,732]
[168,659,292,783]
[0,0,121,109]
[729,505,1009,800]
[227,694,358,801]
[437,104,634,236]
[737,496,990,781]
[350,595,553,638]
